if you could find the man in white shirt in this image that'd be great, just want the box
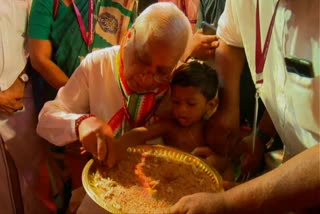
[36,3,192,213]
[170,0,320,213]
[0,0,54,213]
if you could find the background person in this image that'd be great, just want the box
[0,0,55,213]
[170,0,320,213]
[159,0,200,32]
[28,0,138,113]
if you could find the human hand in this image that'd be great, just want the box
[0,77,25,115]
[79,117,119,167]
[191,146,214,158]
[168,192,226,214]
[189,29,219,60]
[192,146,230,176]
[205,107,240,156]
[238,134,265,178]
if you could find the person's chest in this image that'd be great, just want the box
[164,123,205,153]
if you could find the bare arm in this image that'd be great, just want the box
[93,121,171,168]
[170,144,320,213]
[236,110,278,176]
[257,110,277,139]
[28,38,69,89]
[225,143,320,212]
[215,39,245,113]
[206,39,245,153]
[115,121,170,148]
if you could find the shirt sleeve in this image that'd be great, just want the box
[217,0,244,48]
[36,56,91,145]
[28,0,54,39]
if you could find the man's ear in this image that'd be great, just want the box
[203,97,219,120]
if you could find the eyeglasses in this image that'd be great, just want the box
[131,27,173,84]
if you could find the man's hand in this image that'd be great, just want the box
[187,29,219,60]
[78,117,111,160]
[191,146,214,158]
[168,192,226,214]
[0,77,25,115]
[238,134,265,178]
[78,117,126,168]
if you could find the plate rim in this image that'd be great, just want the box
[82,144,224,213]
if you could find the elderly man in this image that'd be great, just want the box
[36,2,192,213]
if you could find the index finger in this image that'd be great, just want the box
[96,132,107,161]
[191,146,214,157]
[201,34,218,43]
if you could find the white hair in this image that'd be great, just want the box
[133,2,192,59]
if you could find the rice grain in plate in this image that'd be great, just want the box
[82,145,223,214]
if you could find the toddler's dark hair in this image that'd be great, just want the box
[171,61,219,100]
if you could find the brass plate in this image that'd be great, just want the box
[82,145,224,213]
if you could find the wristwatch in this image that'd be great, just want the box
[19,73,29,83]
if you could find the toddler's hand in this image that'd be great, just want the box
[191,146,214,158]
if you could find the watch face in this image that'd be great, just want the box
[20,73,29,82]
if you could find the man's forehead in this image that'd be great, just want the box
[134,30,179,68]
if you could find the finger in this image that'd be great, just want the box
[96,132,107,161]
[106,141,114,168]
[200,39,215,47]
[6,101,23,112]
[14,102,24,111]
[196,28,203,33]
[0,106,15,115]
[167,205,179,214]
[101,124,114,138]
[80,146,89,156]
[202,35,218,43]
[15,105,24,113]
[191,146,214,156]
[223,180,239,190]
[210,40,220,48]
[79,127,99,159]
[167,198,189,214]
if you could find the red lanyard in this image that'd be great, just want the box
[255,0,280,85]
[252,0,280,154]
[71,0,94,49]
